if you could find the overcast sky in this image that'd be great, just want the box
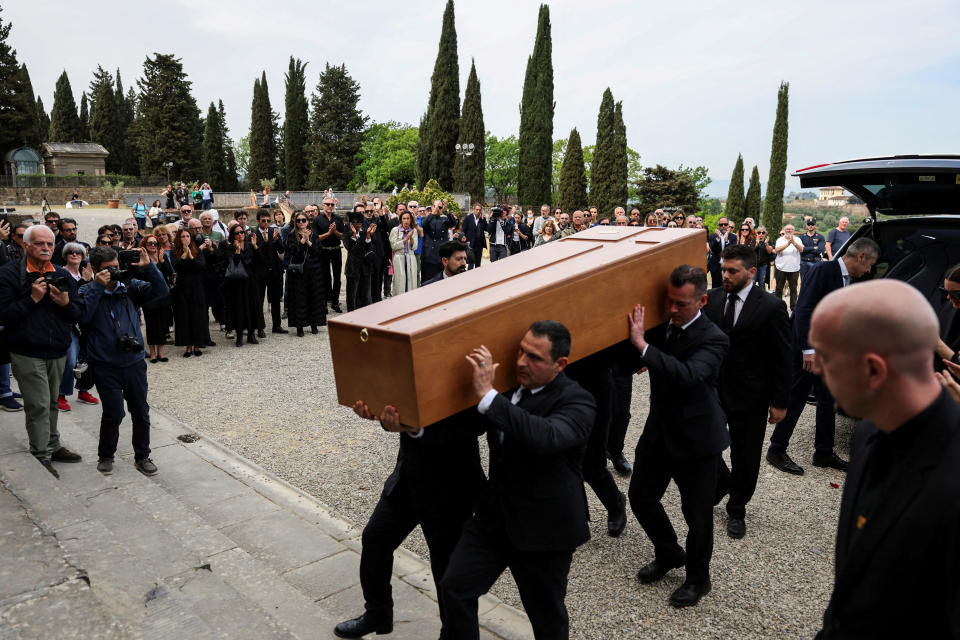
[7,0,960,196]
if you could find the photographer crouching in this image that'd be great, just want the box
[80,246,169,476]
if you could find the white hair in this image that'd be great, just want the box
[23,225,54,244]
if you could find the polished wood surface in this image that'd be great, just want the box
[328,226,706,427]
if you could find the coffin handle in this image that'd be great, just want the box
[360,328,369,343]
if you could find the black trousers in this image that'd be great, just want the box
[421,260,442,282]
[93,360,150,460]
[716,406,768,519]
[607,373,633,457]
[769,348,836,457]
[580,368,622,513]
[629,442,719,583]
[359,486,470,624]
[468,246,482,270]
[256,271,283,329]
[440,518,573,640]
[709,264,722,289]
[346,272,372,311]
[318,248,342,305]
[370,256,384,303]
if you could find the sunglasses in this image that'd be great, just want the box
[758,232,766,235]
[718,223,728,227]
[144,242,158,247]
[14,233,23,239]
[295,219,308,223]
[65,251,83,256]
[940,286,960,301]
[740,228,750,231]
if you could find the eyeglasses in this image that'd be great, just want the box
[97,238,110,245]
[295,219,308,223]
[143,242,158,247]
[757,231,766,235]
[940,286,960,301]
[322,202,334,206]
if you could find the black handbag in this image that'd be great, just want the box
[224,258,248,279]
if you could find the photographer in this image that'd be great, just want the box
[420,199,457,280]
[0,225,83,477]
[79,246,169,476]
[487,205,514,262]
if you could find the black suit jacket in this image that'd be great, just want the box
[817,391,960,638]
[479,372,596,552]
[707,233,737,268]
[704,285,792,412]
[253,227,283,274]
[619,314,730,457]
[382,408,486,513]
[462,213,487,251]
[793,259,844,350]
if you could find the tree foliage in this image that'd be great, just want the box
[248,72,277,188]
[418,0,460,190]
[219,101,239,190]
[308,63,367,190]
[485,133,519,203]
[745,165,762,223]
[0,12,41,156]
[636,165,700,212]
[35,96,49,143]
[135,53,203,178]
[88,66,121,170]
[557,128,587,212]
[725,153,745,222]
[283,57,309,190]
[233,134,249,187]
[201,102,229,188]
[517,3,554,208]
[78,92,89,141]
[762,81,789,234]
[351,121,418,191]
[387,178,461,217]
[114,71,138,175]
[48,71,82,142]
[590,88,618,214]
[453,59,485,201]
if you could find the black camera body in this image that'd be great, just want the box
[107,250,140,282]
[490,206,503,220]
[43,274,71,290]
[116,334,143,352]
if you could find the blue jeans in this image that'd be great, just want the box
[93,359,151,460]
[135,216,147,230]
[59,333,79,396]
[0,363,11,398]
[202,200,212,210]
[754,264,768,289]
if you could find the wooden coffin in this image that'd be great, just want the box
[328,226,706,428]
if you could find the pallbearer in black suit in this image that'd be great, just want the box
[811,280,960,639]
[439,322,596,640]
[705,245,791,539]
[622,265,730,608]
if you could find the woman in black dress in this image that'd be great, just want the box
[218,226,264,347]
[285,213,326,337]
[141,233,175,362]
[171,228,210,357]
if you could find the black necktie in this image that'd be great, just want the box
[723,293,737,332]
[665,325,683,351]
[517,388,532,405]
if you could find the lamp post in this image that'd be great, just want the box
[162,161,173,185]
[454,143,475,194]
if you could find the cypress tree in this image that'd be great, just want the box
[135,53,202,178]
[48,71,82,142]
[725,153,745,222]
[557,128,588,212]
[590,88,616,215]
[201,102,228,188]
[88,66,120,171]
[517,4,554,207]
[219,100,238,190]
[114,71,136,175]
[35,96,49,143]
[453,59,485,200]
[307,63,367,190]
[612,101,628,210]
[415,112,429,189]
[248,72,277,188]
[0,13,39,155]
[762,81,789,235]
[745,164,762,223]
[283,57,309,190]
[78,92,89,141]
[420,0,459,190]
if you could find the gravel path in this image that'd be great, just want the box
[71,208,848,638]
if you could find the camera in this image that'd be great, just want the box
[116,334,143,352]
[490,206,503,220]
[43,274,71,290]
[108,250,141,282]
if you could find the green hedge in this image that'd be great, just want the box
[386,179,462,217]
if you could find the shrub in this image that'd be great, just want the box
[386,179,462,217]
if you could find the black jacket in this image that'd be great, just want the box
[343,228,374,277]
[252,226,284,274]
[704,285,792,412]
[707,232,737,268]
[793,259,845,351]
[479,372,596,552]
[817,391,960,639]
[461,213,487,251]
[0,259,82,359]
[421,212,457,264]
[619,314,731,457]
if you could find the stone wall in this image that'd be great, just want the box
[0,186,165,207]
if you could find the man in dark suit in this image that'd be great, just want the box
[439,321,596,640]
[252,210,286,334]
[622,265,730,607]
[461,204,487,270]
[810,279,960,638]
[705,245,791,538]
[343,207,374,311]
[422,241,468,286]
[707,217,736,287]
[314,197,345,313]
[934,263,960,369]
[420,200,457,281]
[766,238,879,476]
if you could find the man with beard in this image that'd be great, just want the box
[51,218,87,266]
[423,241,468,285]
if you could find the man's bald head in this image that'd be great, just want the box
[811,280,940,424]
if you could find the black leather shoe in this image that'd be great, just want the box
[247,334,259,345]
[610,452,632,476]
[272,327,289,334]
[766,449,804,475]
[40,460,59,479]
[812,452,849,471]
[205,340,216,347]
[669,580,712,608]
[333,613,392,638]
[607,491,627,538]
[331,304,343,313]
[296,327,305,337]
[636,554,685,584]
[311,326,319,334]
[52,446,82,463]
[727,516,746,539]
[257,329,266,339]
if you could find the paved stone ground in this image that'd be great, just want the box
[16,206,850,638]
